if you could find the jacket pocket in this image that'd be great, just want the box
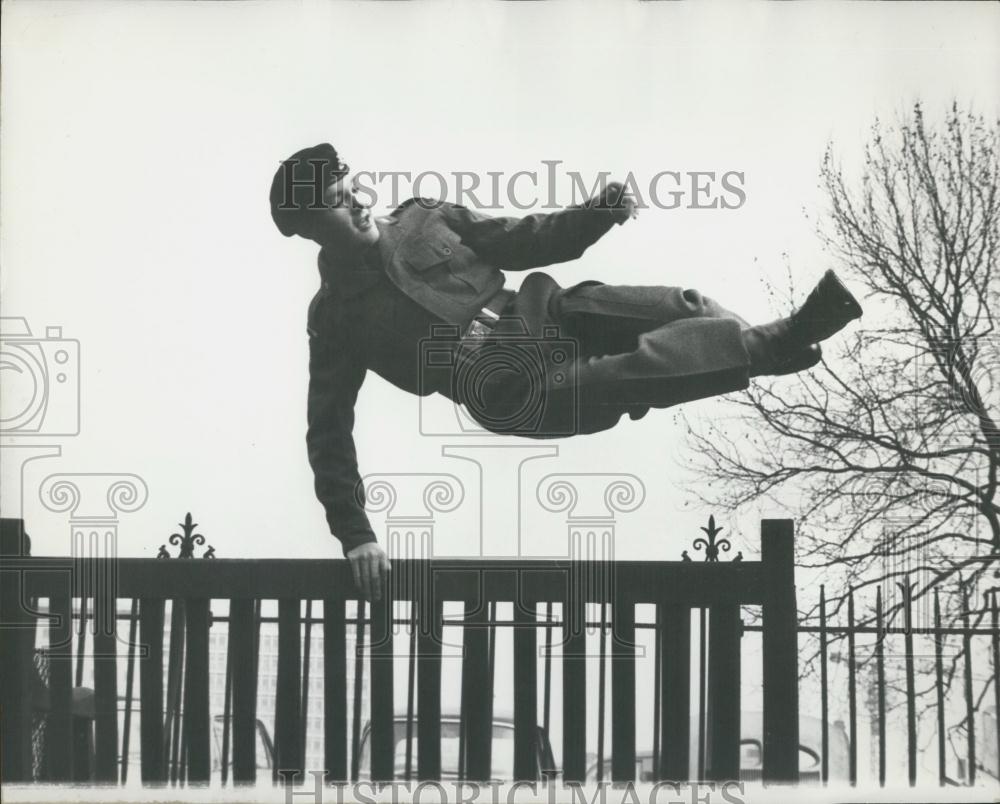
[404,227,461,272]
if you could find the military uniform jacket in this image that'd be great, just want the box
[306,196,621,554]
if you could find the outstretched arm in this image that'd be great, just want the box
[306,322,389,600]
[307,330,373,552]
[441,181,637,271]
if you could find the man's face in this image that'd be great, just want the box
[305,174,380,251]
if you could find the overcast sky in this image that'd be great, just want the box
[2,0,999,564]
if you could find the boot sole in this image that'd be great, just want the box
[791,270,864,343]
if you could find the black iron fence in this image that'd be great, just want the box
[0,516,800,786]
[762,580,999,789]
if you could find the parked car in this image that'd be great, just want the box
[118,708,275,778]
[51,691,276,781]
[585,712,849,783]
[357,709,555,781]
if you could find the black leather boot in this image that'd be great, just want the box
[789,269,863,344]
[743,323,823,377]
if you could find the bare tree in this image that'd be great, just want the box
[684,101,999,629]
[682,104,999,772]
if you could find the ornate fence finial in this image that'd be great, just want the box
[691,514,732,562]
[158,512,214,559]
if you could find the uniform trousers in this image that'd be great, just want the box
[462,272,753,437]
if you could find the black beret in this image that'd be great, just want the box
[269,143,349,237]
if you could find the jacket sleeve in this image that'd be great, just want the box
[438,188,627,271]
[306,322,376,556]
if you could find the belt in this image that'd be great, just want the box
[462,288,516,338]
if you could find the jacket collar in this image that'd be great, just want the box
[316,216,403,296]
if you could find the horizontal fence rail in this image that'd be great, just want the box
[0,518,799,787]
[5,560,773,604]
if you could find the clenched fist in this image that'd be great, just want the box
[346,542,391,601]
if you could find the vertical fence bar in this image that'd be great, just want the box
[706,605,741,782]
[653,606,661,770]
[350,601,366,781]
[370,590,394,783]
[404,602,417,782]
[819,586,828,785]
[458,670,466,782]
[183,598,211,783]
[252,598,262,780]
[962,583,975,786]
[275,598,304,782]
[761,519,798,784]
[659,604,691,781]
[902,582,917,787]
[177,673,188,783]
[697,607,707,781]
[488,599,497,726]
[48,593,74,781]
[847,589,857,787]
[543,601,553,739]
[0,521,36,783]
[230,599,257,784]
[514,597,538,781]
[93,583,120,783]
[164,600,186,784]
[417,598,442,781]
[463,600,492,781]
[563,579,586,783]
[121,599,139,784]
[324,597,348,782]
[254,600,262,700]
[75,595,87,688]
[875,587,886,788]
[934,590,946,787]
[596,601,607,782]
[301,599,313,768]
[612,585,636,782]
[139,598,165,783]
[992,591,1000,787]
[458,606,469,781]
[221,614,234,785]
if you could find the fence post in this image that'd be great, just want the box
[761,519,799,784]
[370,590,395,783]
[139,598,166,783]
[658,605,690,781]
[275,598,304,782]
[0,519,35,782]
[513,595,538,782]
[706,604,741,781]
[611,580,636,783]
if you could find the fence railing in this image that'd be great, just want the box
[750,579,999,789]
[0,516,799,786]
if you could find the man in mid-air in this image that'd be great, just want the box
[269,144,863,600]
